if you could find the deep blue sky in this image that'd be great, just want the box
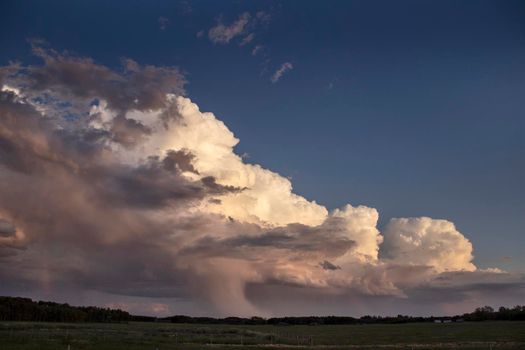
[1,0,524,271]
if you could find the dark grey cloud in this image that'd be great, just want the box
[177,222,356,262]
[162,149,199,174]
[0,89,68,173]
[0,69,230,302]
[0,219,16,237]
[5,41,185,115]
[243,222,354,256]
[200,176,245,195]
[109,115,152,148]
[400,270,525,307]
[320,260,341,270]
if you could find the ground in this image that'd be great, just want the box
[0,321,524,349]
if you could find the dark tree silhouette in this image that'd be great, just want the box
[0,297,131,322]
[1,296,524,324]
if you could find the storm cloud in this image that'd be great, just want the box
[0,45,523,317]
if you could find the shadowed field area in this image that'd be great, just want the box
[0,321,524,350]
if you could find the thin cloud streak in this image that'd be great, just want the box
[271,62,293,83]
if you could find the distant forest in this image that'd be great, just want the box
[0,296,131,323]
[1,296,524,324]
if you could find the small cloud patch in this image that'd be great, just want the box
[271,62,293,83]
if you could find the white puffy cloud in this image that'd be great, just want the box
[381,217,476,273]
[331,205,382,262]
[105,96,329,228]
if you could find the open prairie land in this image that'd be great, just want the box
[0,321,524,350]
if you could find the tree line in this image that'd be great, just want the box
[1,296,524,324]
[0,296,131,322]
[163,306,525,325]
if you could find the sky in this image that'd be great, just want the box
[0,0,524,317]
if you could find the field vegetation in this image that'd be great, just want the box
[0,320,524,350]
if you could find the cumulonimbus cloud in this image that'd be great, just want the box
[0,45,523,316]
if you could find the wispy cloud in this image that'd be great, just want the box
[158,16,169,31]
[240,33,255,46]
[271,62,293,83]
[207,11,271,46]
[177,0,192,15]
[255,10,272,26]
[252,45,263,56]
[208,12,251,44]
[326,77,338,90]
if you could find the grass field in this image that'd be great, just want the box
[0,321,524,350]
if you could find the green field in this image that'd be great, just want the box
[0,321,524,350]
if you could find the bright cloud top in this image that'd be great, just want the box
[0,45,522,316]
[382,217,476,273]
